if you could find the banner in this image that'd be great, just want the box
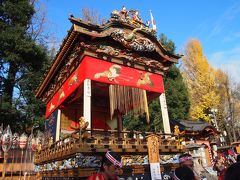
[147,134,162,180]
[46,56,164,118]
[45,108,58,141]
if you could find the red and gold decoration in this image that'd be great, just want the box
[34,6,184,179]
[46,56,164,118]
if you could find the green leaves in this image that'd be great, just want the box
[164,65,190,120]
[159,33,176,54]
[123,34,190,132]
[0,0,49,132]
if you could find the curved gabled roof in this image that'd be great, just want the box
[69,16,182,62]
[36,12,182,100]
[171,119,219,133]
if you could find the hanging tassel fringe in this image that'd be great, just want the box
[109,85,149,123]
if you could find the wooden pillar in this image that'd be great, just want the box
[55,109,61,141]
[84,79,91,129]
[159,93,171,134]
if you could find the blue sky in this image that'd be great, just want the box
[41,0,240,81]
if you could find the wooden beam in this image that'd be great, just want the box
[83,79,91,128]
[55,109,61,141]
[159,93,171,134]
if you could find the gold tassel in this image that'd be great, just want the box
[109,85,149,121]
[109,85,114,119]
[143,90,150,123]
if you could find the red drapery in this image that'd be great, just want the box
[46,56,164,118]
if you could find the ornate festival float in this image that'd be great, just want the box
[171,120,221,176]
[34,7,185,179]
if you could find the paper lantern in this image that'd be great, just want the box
[2,125,13,152]
[0,123,3,149]
[19,133,28,149]
[32,138,38,151]
[212,145,218,151]
[12,133,19,149]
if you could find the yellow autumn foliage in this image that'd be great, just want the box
[182,39,219,122]
[214,69,229,119]
[215,69,240,130]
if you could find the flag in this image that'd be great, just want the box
[150,10,157,31]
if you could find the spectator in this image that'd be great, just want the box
[224,162,240,180]
[179,153,194,170]
[173,166,195,180]
[88,151,122,180]
[236,154,240,162]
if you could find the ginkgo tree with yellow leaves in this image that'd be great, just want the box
[215,69,240,142]
[182,39,220,122]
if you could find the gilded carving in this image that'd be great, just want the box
[94,64,122,82]
[41,44,82,102]
[79,42,164,69]
[49,102,55,113]
[111,29,156,52]
[137,72,154,87]
[57,88,65,102]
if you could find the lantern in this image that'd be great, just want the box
[2,125,13,152]
[12,133,20,149]
[19,133,28,149]
[212,144,218,151]
[1,125,12,179]
[0,123,3,149]
[32,137,38,151]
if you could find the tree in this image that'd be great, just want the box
[0,0,49,131]
[81,7,104,25]
[123,34,190,132]
[215,70,240,142]
[182,39,219,122]
[159,33,176,53]
[123,112,152,135]
[164,65,190,120]
[149,34,190,131]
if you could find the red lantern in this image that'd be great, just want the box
[12,133,19,149]
[2,125,12,153]
[31,138,38,151]
[19,133,28,149]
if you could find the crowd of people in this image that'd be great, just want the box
[87,151,240,180]
[171,153,240,180]
[212,154,240,180]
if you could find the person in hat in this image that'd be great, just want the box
[179,153,201,179]
[88,151,122,180]
[179,153,194,170]
[173,166,195,180]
